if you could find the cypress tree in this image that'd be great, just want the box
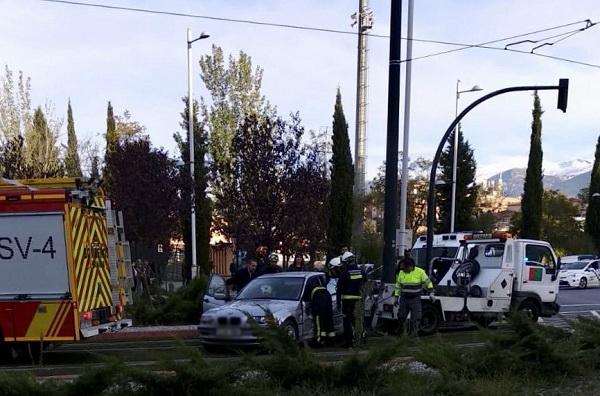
[104,101,117,190]
[437,127,478,232]
[65,100,82,177]
[585,135,600,251]
[105,101,117,156]
[327,89,354,255]
[521,92,544,239]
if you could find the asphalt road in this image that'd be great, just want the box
[542,285,600,328]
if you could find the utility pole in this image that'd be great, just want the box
[398,0,414,257]
[352,0,373,240]
[381,0,402,284]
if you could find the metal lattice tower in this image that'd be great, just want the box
[352,0,373,239]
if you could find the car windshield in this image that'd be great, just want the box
[563,262,587,270]
[236,277,305,301]
[412,247,458,269]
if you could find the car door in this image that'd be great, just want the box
[299,276,315,340]
[326,278,344,331]
[202,274,228,313]
[586,261,600,286]
[521,243,558,302]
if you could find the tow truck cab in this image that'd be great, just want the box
[430,232,560,330]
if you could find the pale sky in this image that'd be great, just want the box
[1,0,599,180]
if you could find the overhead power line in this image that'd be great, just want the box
[38,0,600,68]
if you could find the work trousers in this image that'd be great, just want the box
[312,290,335,344]
[397,294,422,336]
[342,300,357,347]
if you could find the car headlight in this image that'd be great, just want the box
[200,315,214,325]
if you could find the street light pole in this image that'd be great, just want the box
[450,81,482,232]
[187,28,209,279]
[426,79,569,268]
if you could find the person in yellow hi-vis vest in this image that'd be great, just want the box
[394,257,434,336]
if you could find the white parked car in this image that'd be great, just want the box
[559,260,600,289]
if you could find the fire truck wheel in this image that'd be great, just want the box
[517,300,540,323]
[419,303,441,336]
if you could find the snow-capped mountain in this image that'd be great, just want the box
[486,159,593,197]
[544,159,592,180]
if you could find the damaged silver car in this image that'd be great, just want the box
[198,272,343,347]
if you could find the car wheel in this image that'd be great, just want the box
[517,300,540,323]
[579,277,588,289]
[282,319,299,342]
[419,303,441,336]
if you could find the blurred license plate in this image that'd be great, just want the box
[216,328,241,337]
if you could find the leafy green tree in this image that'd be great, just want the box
[65,99,82,177]
[197,46,272,235]
[227,114,304,254]
[115,109,147,142]
[327,89,354,255]
[280,131,329,261]
[24,106,62,178]
[585,135,600,251]
[174,97,212,278]
[437,127,478,232]
[521,92,544,239]
[0,135,30,178]
[108,136,181,275]
[0,65,32,142]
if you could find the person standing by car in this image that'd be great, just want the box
[306,276,335,346]
[226,258,258,292]
[259,253,282,275]
[336,251,365,348]
[287,254,306,272]
[393,257,434,336]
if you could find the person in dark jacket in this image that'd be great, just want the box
[306,276,335,346]
[335,251,365,348]
[259,253,282,275]
[226,259,258,292]
[287,254,306,272]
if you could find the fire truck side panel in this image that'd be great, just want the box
[0,301,76,342]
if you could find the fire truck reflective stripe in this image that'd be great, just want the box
[69,206,112,313]
[24,303,62,338]
[47,302,70,337]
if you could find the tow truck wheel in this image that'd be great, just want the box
[419,303,441,336]
[517,300,540,323]
[579,277,588,289]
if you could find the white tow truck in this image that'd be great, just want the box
[372,232,561,334]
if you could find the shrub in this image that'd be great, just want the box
[127,276,207,325]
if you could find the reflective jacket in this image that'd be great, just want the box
[394,266,433,297]
[336,265,365,301]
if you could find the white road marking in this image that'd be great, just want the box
[560,304,600,307]
[560,310,597,314]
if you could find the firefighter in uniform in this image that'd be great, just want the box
[335,251,365,348]
[306,276,336,346]
[394,257,434,336]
